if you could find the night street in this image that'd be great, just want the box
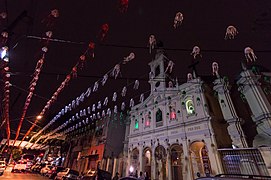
[1,167,48,180]
[0,1,271,179]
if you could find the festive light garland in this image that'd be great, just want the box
[13,53,46,145]
[19,41,95,146]
[13,9,59,146]
[40,77,153,144]
[3,66,11,145]
[1,20,10,145]
[31,52,136,142]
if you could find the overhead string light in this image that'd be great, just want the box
[173,12,183,29]
[244,47,257,62]
[33,51,137,142]
[3,67,11,145]
[118,0,129,13]
[14,9,59,146]
[19,39,96,145]
[191,46,202,59]
[0,11,10,145]
[148,35,156,54]
[224,25,238,40]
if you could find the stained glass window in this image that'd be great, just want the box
[186,100,195,115]
[145,114,151,126]
[169,105,177,120]
[135,119,139,129]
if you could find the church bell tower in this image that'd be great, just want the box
[148,47,167,94]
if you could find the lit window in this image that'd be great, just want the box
[145,114,150,127]
[134,119,139,129]
[186,100,195,115]
[169,106,177,120]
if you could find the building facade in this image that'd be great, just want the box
[64,114,127,176]
[126,49,271,180]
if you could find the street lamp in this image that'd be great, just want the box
[1,46,9,62]
[37,115,43,120]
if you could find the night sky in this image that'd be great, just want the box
[1,0,271,140]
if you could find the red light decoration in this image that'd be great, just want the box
[99,23,109,42]
[118,0,129,13]
[19,41,95,146]
[13,57,45,145]
[170,112,176,120]
[41,9,59,28]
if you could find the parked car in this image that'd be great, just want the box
[79,169,111,180]
[48,166,65,179]
[40,164,53,176]
[0,161,6,169]
[195,174,271,180]
[119,177,138,180]
[11,160,27,172]
[0,161,6,176]
[55,168,79,180]
[31,163,40,172]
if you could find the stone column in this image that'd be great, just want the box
[139,146,143,172]
[182,141,193,180]
[204,138,222,175]
[213,78,248,148]
[258,147,271,176]
[167,150,172,180]
[126,151,131,177]
[151,146,156,179]
[106,158,110,171]
[237,68,271,146]
[112,158,117,176]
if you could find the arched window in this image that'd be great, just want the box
[186,100,195,115]
[134,119,139,129]
[169,105,177,120]
[155,65,160,77]
[156,109,162,122]
[145,114,151,127]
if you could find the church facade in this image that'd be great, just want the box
[126,49,271,180]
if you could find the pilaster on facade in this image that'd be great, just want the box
[181,139,193,180]
[237,68,271,146]
[213,78,248,148]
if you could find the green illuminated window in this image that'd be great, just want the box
[186,100,195,115]
[135,119,139,129]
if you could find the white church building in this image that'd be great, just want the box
[125,48,271,180]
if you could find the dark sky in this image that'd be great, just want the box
[1,0,271,140]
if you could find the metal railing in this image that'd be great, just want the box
[218,148,269,176]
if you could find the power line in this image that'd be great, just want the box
[19,35,271,53]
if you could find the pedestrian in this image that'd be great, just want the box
[112,172,119,180]
[135,170,138,178]
[144,172,150,180]
[138,171,145,180]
